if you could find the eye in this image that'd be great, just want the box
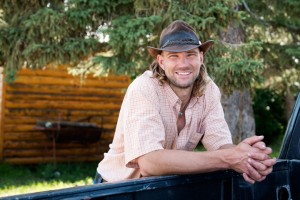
[187,52,197,57]
[168,54,178,58]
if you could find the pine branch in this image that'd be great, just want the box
[242,0,300,34]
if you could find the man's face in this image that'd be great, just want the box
[157,48,203,90]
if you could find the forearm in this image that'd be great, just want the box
[218,143,236,149]
[137,149,231,177]
[137,136,275,183]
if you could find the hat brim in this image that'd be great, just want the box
[147,40,214,58]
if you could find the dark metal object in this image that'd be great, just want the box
[279,94,300,160]
[5,93,300,200]
[36,121,103,144]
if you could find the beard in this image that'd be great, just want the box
[168,78,195,89]
[166,70,200,89]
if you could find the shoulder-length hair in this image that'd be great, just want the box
[149,60,208,97]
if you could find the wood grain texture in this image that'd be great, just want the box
[0,68,129,164]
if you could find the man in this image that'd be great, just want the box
[95,20,276,184]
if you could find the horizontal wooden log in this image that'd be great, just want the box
[6,86,126,98]
[3,139,111,149]
[3,122,116,132]
[4,141,50,149]
[11,76,130,88]
[4,108,118,118]
[16,68,74,78]
[3,146,107,157]
[3,155,103,164]
[3,113,118,130]
[4,131,48,140]
[5,93,124,103]
[3,123,116,132]
[3,115,119,125]
[4,130,114,141]
[5,99,122,110]
[16,68,130,82]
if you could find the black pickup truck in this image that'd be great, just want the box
[4,94,300,200]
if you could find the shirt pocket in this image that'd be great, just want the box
[185,130,204,151]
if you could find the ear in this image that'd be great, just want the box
[156,54,165,70]
[199,51,204,64]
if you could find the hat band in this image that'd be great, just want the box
[161,39,200,48]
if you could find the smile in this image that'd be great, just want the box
[176,72,191,75]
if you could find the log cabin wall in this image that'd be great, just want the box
[0,69,3,162]
[0,68,130,164]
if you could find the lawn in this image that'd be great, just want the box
[0,162,97,198]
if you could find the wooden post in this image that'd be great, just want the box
[0,67,5,161]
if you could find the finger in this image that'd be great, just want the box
[248,158,267,171]
[256,175,266,182]
[247,162,264,181]
[260,158,277,167]
[248,152,269,161]
[242,135,264,146]
[242,173,255,184]
[252,141,266,150]
[251,146,273,155]
[258,167,273,176]
[262,147,273,155]
[247,163,268,182]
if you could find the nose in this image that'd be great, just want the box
[178,56,189,68]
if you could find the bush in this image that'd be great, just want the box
[253,89,286,144]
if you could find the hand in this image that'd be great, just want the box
[227,136,265,177]
[242,136,277,184]
[242,153,276,183]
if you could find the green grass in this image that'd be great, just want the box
[269,134,285,158]
[0,162,97,198]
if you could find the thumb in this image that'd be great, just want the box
[242,135,264,146]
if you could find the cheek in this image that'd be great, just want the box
[192,60,202,68]
[160,61,171,71]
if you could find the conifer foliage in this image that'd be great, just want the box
[0,0,299,92]
[0,0,133,82]
[0,0,263,90]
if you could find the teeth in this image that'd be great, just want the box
[177,72,190,75]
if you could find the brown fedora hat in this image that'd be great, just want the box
[147,20,214,58]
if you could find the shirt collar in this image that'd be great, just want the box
[163,84,199,108]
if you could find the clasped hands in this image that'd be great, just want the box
[235,135,277,184]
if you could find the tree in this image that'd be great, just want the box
[0,0,134,82]
[218,18,259,143]
[1,0,290,143]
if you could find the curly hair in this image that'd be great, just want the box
[149,60,208,97]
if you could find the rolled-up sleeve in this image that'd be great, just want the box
[123,80,165,167]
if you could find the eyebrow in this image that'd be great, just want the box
[186,49,199,53]
[163,49,199,56]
